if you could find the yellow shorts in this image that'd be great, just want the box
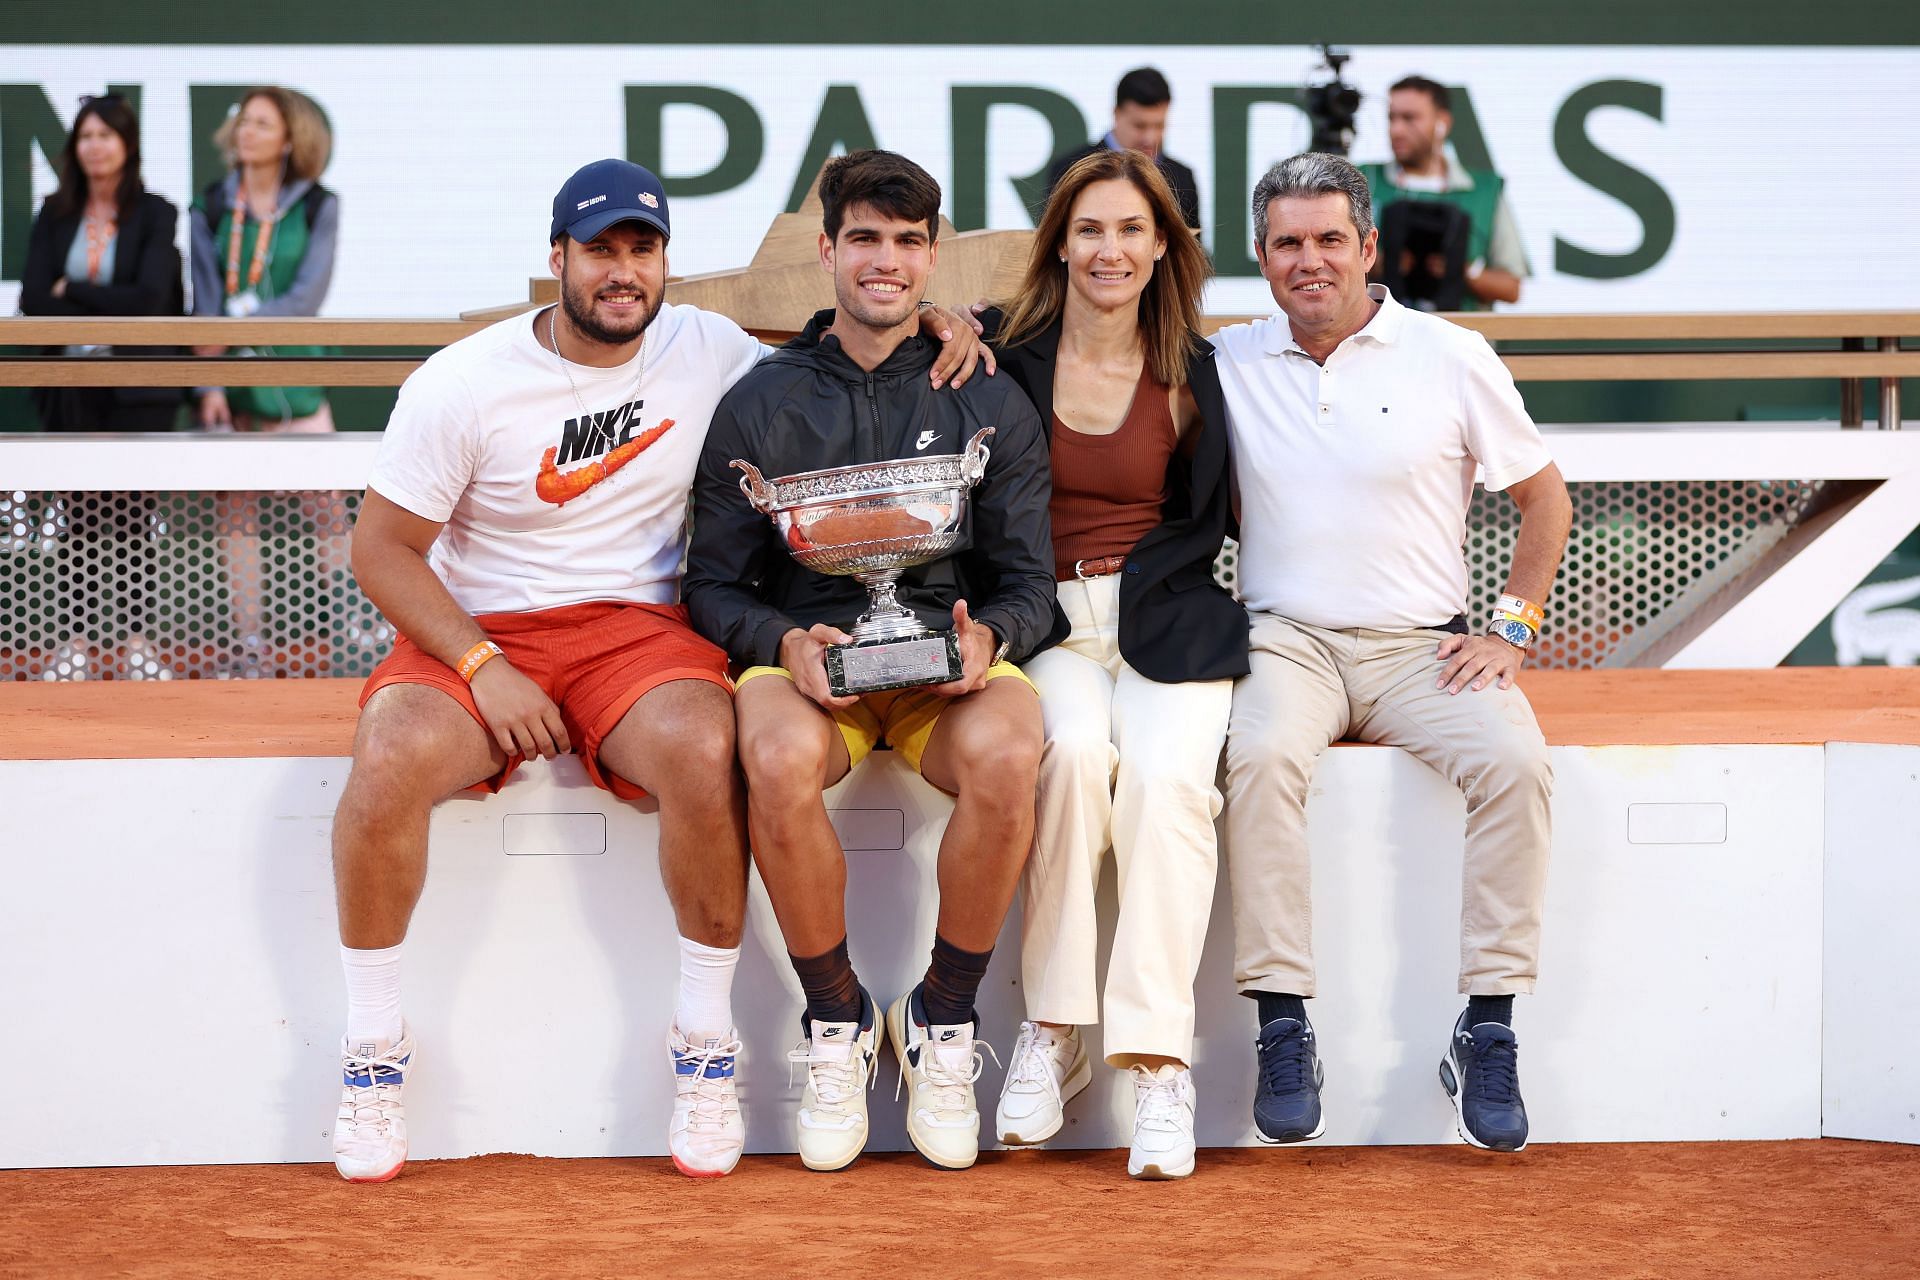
[735,661,1034,776]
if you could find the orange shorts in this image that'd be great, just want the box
[358,601,731,800]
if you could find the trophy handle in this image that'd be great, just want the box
[961,427,995,486]
[730,459,776,512]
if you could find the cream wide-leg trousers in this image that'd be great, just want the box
[1224,611,1554,998]
[1018,574,1234,1065]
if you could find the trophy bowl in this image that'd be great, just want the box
[732,427,993,694]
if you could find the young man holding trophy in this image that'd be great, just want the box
[684,150,1059,1173]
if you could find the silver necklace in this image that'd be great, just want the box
[549,305,648,424]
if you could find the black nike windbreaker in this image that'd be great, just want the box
[684,311,1063,669]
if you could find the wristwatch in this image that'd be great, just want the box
[986,624,1010,667]
[1487,616,1535,650]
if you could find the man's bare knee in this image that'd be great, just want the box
[740,727,832,797]
[347,684,496,809]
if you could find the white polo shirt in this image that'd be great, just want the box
[1210,285,1551,630]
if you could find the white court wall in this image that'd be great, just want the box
[1823,743,1920,1145]
[0,739,1846,1169]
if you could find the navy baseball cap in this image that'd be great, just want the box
[550,158,671,244]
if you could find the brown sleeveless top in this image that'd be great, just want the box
[1049,367,1177,581]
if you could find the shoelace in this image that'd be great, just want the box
[1467,1032,1521,1107]
[1131,1068,1190,1130]
[1003,1023,1070,1103]
[1257,1024,1315,1095]
[787,1038,874,1108]
[676,1036,743,1134]
[897,1036,1000,1111]
[340,1046,408,1136]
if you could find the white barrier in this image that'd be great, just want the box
[6,733,1903,1169]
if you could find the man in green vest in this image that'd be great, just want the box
[1359,76,1529,311]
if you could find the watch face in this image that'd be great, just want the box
[1489,618,1534,649]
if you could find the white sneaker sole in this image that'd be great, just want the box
[1129,1152,1196,1180]
[997,1051,1093,1147]
[798,1131,868,1173]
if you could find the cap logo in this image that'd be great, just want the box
[575,194,607,211]
[639,192,659,209]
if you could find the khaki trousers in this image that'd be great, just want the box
[1225,612,1553,997]
[1019,575,1234,1064]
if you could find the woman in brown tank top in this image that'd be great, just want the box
[982,149,1248,1180]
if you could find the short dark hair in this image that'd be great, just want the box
[1389,76,1451,112]
[1115,67,1172,110]
[819,149,942,242]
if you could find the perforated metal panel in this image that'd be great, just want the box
[2,489,390,682]
[5,480,1828,680]
[1213,479,1824,669]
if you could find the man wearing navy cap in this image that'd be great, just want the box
[327,159,988,1184]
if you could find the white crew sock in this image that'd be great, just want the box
[676,936,741,1045]
[341,943,405,1048]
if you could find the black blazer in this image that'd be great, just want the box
[986,311,1250,684]
[1044,143,1202,233]
[19,191,183,321]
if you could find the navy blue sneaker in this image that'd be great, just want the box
[1439,1010,1530,1151]
[1252,1017,1325,1143]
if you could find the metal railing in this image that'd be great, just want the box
[2,310,1916,425]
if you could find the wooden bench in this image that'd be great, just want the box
[4,668,1916,760]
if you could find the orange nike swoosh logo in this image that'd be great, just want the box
[533,418,676,506]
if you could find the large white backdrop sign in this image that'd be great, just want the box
[4,45,1918,316]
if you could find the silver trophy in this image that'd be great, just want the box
[732,427,995,696]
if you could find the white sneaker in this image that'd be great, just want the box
[996,1021,1092,1146]
[1127,1063,1197,1180]
[667,1025,745,1178]
[785,994,879,1172]
[887,989,995,1170]
[333,1028,414,1183]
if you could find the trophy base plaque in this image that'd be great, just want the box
[825,631,962,697]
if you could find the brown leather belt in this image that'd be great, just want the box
[1069,554,1129,580]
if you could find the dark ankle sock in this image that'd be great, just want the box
[920,934,993,1027]
[789,938,862,1025]
[1466,994,1514,1028]
[1255,992,1308,1027]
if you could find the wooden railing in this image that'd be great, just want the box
[4,309,1915,425]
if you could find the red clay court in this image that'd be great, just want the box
[6,1142,1918,1277]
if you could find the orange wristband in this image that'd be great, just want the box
[456,640,504,683]
[1495,594,1545,631]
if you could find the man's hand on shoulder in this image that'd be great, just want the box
[470,659,572,758]
[1435,632,1525,695]
[780,625,861,710]
[930,599,998,699]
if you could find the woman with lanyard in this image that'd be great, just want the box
[978,148,1247,1180]
[189,85,339,432]
[18,93,184,431]
[189,86,341,675]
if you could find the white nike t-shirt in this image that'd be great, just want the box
[369,303,765,615]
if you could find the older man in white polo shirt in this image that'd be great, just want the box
[1210,153,1572,1153]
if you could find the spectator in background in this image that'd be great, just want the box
[189,86,339,431]
[18,93,184,431]
[17,94,183,682]
[1046,68,1202,234]
[1359,76,1528,310]
[189,86,342,676]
